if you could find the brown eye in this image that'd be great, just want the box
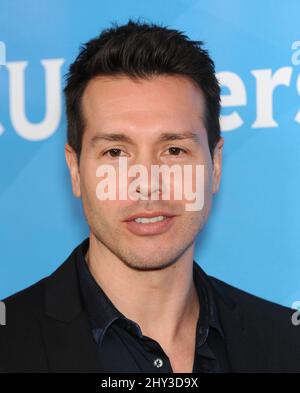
[168,147,186,155]
[104,148,122,157]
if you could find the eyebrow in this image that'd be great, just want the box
[90,130,203,146]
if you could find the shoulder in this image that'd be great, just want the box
[1,276,46,315]
[208,275,300,356]
[0,277,50,372]
[0,275,49,350]
[0,240,82,323]
[209,274,296,318]
[0,240,81,372]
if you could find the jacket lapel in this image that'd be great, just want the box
[40,246,99,372]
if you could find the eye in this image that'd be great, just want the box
[167,147,187,156]
[103,148,124,158]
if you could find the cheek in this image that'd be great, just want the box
[178,211,207,240]
[79,161,107,215]
[81,167,99,201]
[176,162,213,205]
[80,167,130,216]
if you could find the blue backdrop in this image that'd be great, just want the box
[0,0,299,307]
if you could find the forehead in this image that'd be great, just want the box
[81,74,206,137]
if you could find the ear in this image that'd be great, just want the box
[212,137,224,194]
[65,144,81,197]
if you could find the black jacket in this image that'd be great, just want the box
[1,243,299,373]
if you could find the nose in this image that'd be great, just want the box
[135,176,160,199]
[128,157,162,200]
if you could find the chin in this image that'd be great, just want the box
[125,260,176,272]
[120,249,180,271]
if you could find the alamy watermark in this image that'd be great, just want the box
[0,301,6,325]
[291,301,300,326]
[291,41,300,66]
[95,157,205,211]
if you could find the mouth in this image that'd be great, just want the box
[123,212,177,236]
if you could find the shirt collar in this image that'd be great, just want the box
[76,237,224,346]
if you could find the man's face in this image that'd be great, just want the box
[66,74,223,271]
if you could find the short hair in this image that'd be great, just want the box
[64,18,221,162]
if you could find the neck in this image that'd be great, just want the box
[85,234,200,347]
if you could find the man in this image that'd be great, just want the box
[0,19,299,373]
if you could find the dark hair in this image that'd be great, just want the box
[64,18,221,162]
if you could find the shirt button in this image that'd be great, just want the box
[153,358,163,368]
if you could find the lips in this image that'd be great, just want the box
[123,211,176,222]
[123,211,177,236]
